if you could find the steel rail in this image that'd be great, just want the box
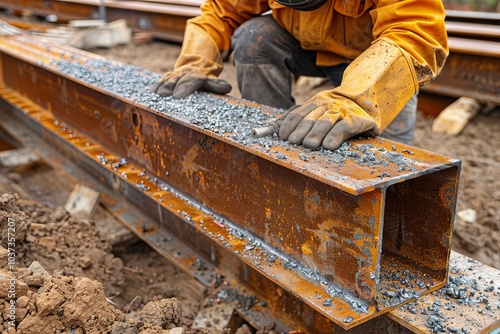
[421,37,500,105]
[0,33,463,332]
[420,12,500,105]
[0,0,201,43]
[1,92,499,334]
[2,95,448,334]
[445,9,500,25]
[446,21,500,40]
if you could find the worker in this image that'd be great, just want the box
[149,0,448,150]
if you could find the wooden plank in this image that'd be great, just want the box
[64,184,101,219]
[432,97,482,135]
[0,147,40,168]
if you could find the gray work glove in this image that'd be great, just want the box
[149,23,231,99]
[149,69,232,99]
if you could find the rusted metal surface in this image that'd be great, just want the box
[0,107,417,334]
[448,37,500,57]
[0,34,461,331]
[421,43,500,105]
[2,109,499,334]
[421,12,500,105]
[0,0,200,43]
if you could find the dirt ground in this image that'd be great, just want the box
[0,23,499,334]
[0,192,256,334]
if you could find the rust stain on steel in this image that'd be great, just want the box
[422,46,500,104]
[0,35,462,330]
[0,87,367,332]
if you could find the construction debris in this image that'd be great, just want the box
[0,18,131,48]
[64,184,101,220]
[0,148,40,169]
[69,19,132,49]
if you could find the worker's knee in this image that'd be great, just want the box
[380,94,418,145]
[232,15,289,64]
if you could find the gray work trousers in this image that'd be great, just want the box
[231,15,417,145]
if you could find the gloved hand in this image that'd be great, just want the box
[279,98,377,150]
[149,68,232,99]
[280,38,419,150]
[149,23,232,99]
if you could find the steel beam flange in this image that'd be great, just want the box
[0,34,461,331]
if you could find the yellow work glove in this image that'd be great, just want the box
[279,38,418,150]
[149,23,231,99]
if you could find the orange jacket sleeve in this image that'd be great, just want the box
[370,0,449,85]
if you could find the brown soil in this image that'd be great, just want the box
[0,28,499,334]
[0,193,258,334]
[0,193,181,334]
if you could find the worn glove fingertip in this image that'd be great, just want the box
[302,136,322,150]
[155,84,175,97]
[172,79,204,99]
[278,126,292,141]
[148,82,162,94]
[321,127,351,151]
[321,138,343,151]
[279,116,303,140]
[204,79,232,95]
[287,132,304,145]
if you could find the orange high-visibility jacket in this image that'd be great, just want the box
[189,0,448,85]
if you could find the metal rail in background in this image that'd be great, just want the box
[445,9,500,25]
[0,0,201,43]
[0,33,463,332]
[422,39,500,106]
[422,11,500,106]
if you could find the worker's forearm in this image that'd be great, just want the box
[312,38,418,133]
[371,0,449,85]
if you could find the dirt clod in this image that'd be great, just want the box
[138,298,182,329]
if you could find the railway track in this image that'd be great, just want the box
[0,29,499,333]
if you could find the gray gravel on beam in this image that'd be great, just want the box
[51,58,417,173]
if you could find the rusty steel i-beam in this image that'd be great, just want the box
[0,34,461,332]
